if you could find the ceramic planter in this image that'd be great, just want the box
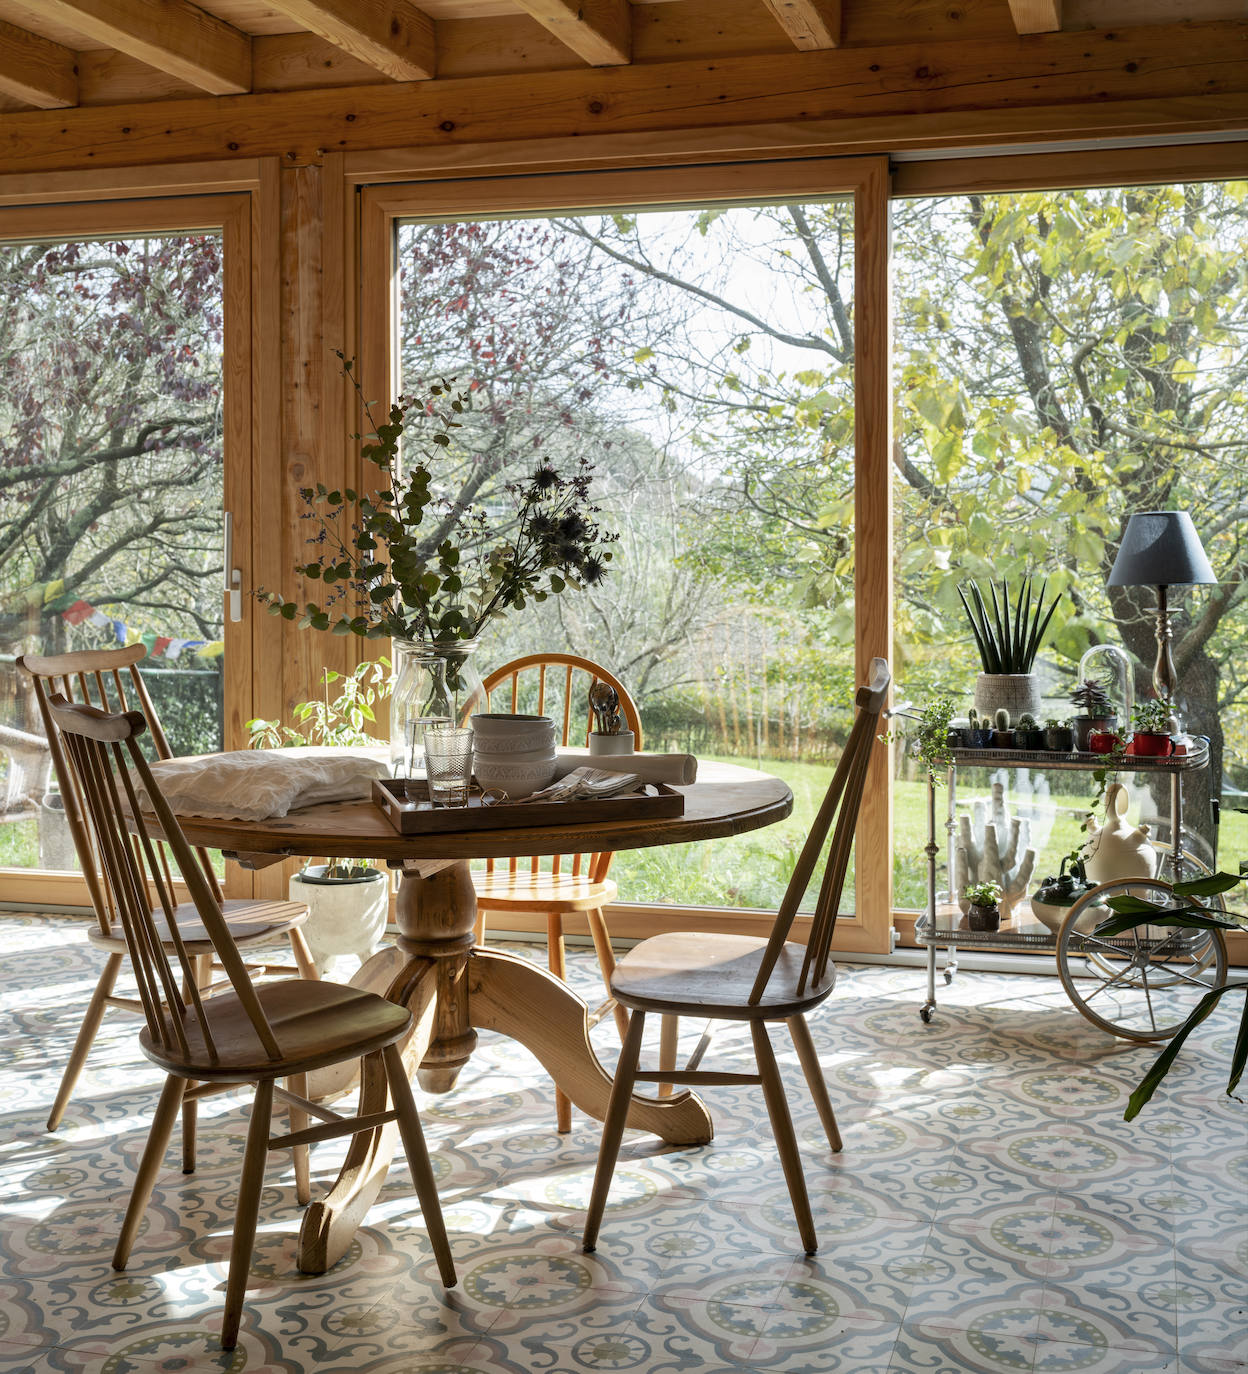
[1044,726,1074,751]
[966,728,994,748]
[973,673,1042,722]
[1015,728,1045,750]
[991,729,1015,748]
[290,865,390,979]
[1071,714,1115,750]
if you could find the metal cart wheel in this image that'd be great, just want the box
[1056,876,1228,1041]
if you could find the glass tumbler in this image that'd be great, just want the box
[422,726,474,807]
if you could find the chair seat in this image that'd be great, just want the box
[610,932,836,1019]
[474,871,617,913]
[139,977,412,1081]
[88,898,309,952]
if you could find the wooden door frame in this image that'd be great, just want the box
[0,181,268,906]
[355,156,895,954]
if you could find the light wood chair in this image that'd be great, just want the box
[472,653,641,1132]
[46,695,455,1350]
[582,658,891,1256]
[18,647,316,1150]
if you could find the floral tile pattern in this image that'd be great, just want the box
[0,910,1243,1373]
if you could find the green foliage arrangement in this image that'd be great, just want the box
[965,880,1003,908]
[881,694,956,786]
[245,658,389,749]
[1094,872,1247,1120]
[259,358,615,645]
[1134,697,1173,734]
[957,577,1061,675]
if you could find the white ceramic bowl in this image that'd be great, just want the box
[471,713,556,755]
[473,753,559,798]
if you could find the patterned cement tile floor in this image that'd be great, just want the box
[0,911,1243,1374]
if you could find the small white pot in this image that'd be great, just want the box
[290,865,389,980]
[589,730,635,756]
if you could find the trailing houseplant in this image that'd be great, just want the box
[1093,872,1246,1120]
[882,694,957,785]
[958,575,1061,721]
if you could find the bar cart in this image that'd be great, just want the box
[914,740,1228,1040]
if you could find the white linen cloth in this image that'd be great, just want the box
[552,748,698,786]
[131,747,388,822]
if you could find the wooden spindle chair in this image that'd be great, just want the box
[582,658,891,1256]
[18,646,315,1154]
[471,653,642,1133]
[46,695,455,1350]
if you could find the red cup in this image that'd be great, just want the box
[1088,730,1122,754]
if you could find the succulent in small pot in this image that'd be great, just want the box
[990,707,1014,748]
[1131,697,1175,757]
[1015,712,1045,750]
[1070,679,1116,751]
[964,879,1003,932]
[1044,717,1074,752]
[965,708,993,748]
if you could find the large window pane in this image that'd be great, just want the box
[891,182,1248,916]
[396,201,855,910]
[0,233,225,873]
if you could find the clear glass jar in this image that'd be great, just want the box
[388,637,484,777]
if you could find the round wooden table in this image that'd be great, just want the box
[167,761,792,1272]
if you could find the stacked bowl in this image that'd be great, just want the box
[471,714,558,798]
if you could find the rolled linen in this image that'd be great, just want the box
[552,748,697,786]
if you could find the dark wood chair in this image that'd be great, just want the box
[582,657,891,1256]
[18,646,316,1151]
[472,653,643,1132]
[46,694,455,1350]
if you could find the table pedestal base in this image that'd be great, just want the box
[296,862,713,1273]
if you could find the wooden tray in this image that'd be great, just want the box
[372,777,685,834]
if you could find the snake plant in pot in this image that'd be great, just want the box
[958,576,1062,722]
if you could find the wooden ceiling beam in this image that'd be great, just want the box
[0,20,78,108]
[35,0,251,95]
[762,0,842,50]
[512,0,631,66]
[264,1,437,82]
[1007,0,1063,33]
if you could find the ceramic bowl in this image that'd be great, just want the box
[473,752,559,798]
[470,713,556,755]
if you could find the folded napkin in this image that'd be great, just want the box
[552,748,698,786]
[132,747,388,822]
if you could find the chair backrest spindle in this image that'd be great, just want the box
[747,658,890,1004]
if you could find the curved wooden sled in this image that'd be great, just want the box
[468,947,714,1146]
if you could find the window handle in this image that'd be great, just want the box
[223,511,243,623]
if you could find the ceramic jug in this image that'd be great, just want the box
[1082,782,1158,885]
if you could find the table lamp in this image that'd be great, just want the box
[1106,510,1216,704]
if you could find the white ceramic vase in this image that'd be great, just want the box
[1082,783,1158,885]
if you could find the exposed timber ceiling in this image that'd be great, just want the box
[0,0,1244,172]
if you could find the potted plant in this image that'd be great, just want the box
[248,662,391,979]
[881,694,956,784]
[965,708,993,748]
[1044,717,1074,752]
[1069,678,1116,751]
[1132,697,1175,757]
[1029,856,1093,935]
[1015,712,1045,750]
[991,707,1014,748]
[958,575,1062,722]
[964,879,1003,932]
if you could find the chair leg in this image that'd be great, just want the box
[546,912,573,1133]
[286,1072,311,1206]
[48,951,123,1131]
[583,1009,646,1253]
[752,1020,817,1255]
[288,926,318,981]
[585,907,629,1040]
[382,1043,456,1289]
[221,1079,273,1351]
[787,1014,842,1153]
[114,1074,186,1270]
[181,954,212,1174]
[657,1014,679,1098]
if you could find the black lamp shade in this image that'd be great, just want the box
[1107,511,1217,588]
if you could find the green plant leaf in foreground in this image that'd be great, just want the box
[1124,981,1248,1120]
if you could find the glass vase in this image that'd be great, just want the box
[388,637,484,778]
